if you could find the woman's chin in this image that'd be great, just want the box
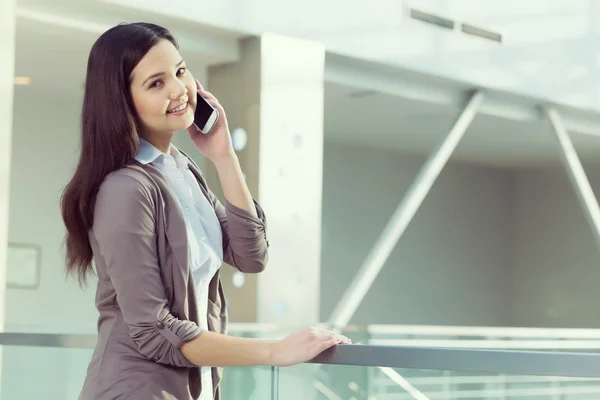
[182,120,196,132]
[169,116,194,132]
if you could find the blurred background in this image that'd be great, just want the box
[4,0,600,399]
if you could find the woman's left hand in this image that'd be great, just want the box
[187,80,235,162]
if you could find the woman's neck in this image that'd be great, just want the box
[141,131,174,154]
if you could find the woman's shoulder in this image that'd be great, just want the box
[98,164,157,202]
[92,165,159,234]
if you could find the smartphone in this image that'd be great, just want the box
[193,94,219,134]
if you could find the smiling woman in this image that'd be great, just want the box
[59,22,348,400]
[129,40,196,152]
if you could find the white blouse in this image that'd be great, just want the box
[135,139,223,400]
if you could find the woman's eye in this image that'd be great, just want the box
[150,80,163,89]
[177,67,186,76]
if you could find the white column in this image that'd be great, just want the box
[0,0,16,331]
[255,34,325,327]
[208,33,325,327]
[0,0,16,384]
[208,33,325,399]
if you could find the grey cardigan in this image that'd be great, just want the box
[78,158,269,400]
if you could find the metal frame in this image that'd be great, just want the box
[0,332,97,348]
[325,52,600,139]
[310,344,600,378]
[327,90,485,331]
[4,333,600,378]
[545,106,600,250]
[270,365,280,400]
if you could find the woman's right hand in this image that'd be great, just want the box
[269,327,352,367]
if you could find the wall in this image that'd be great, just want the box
[1,87,93,400]
[4,88,95,333]
[319,140,600,329]
[512,162,600,328]
[0,0,16,391]
[320,140,514,326]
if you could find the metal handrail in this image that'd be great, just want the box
[310,345,600,378]
[0,332,96,348]
[4,332,600,378]
[11,323,600,339]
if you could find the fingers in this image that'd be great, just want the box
[339,334,352,344]
[198,90,224,115]
[196,80,219,104]
[314,332,351,350]
[201,90,218,104]
[276,326,353,366]
[333,333,351,344]
[311,337,339,357]
[310,327,352,344]
[309,329,352,358]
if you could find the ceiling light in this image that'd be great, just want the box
[13,77,31,85]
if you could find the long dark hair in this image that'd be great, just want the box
[61,22,178,285]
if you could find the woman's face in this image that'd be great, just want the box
[129,39,196,138]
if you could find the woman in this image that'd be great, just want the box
[61,22,349,400]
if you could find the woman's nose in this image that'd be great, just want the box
[169,81,187,100]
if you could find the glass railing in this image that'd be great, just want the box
[303,344,600,400]
[3,328,600,399]
[361,324,600,352]
[0,333,94,399]
[307,365,600,399]
[228,323,600,399]
[369,369,600,399]
[218,366,277,399]
[1,344,93,399]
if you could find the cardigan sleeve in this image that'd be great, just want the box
[207,188,269,274]
[182,153,270,274]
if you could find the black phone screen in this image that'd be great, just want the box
[194,96,215,129]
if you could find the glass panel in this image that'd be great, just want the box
[0,343,275,400]
[0,345,93,400]
[279,363,600,400]
[364,326,600,354]
[277,364,324,400]
[371,367,600,399]
[220,365,275,400]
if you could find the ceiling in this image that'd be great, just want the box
[13,0,244,96]
[87,0,600,113]
[15,20,94,100]
[11,0,600,169]
[324,82,600,168]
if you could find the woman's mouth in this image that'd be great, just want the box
[167,102,188,115]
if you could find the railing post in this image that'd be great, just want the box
[271,366,280,400]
